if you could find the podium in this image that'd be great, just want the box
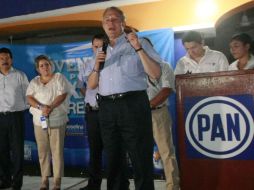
[176,70,254,190]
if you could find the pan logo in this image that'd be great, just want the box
[185,96,254,159]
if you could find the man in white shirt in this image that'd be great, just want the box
[147,62,180,190]
[174,31,229,75]
[0,47,29,190]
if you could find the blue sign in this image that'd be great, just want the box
[184,95,254,159]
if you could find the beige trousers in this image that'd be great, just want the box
[34,124,66,179]
[152,106,180,190]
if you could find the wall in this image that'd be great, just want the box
[0,0,252,37]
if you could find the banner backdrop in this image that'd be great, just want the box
[1,28,174,174]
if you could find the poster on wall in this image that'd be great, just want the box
[1,28,174,174]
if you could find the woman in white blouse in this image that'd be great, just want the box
[229,33,254,70]
[26,55,70,190]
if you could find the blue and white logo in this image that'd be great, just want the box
[185,96,254,159]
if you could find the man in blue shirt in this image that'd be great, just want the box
[88,6,162,190]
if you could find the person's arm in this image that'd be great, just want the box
[87,51,106,89]
[126,31,161,79]
[26,94,50,117]
[150,63,174,108]
[138,50,161,79]
[150,87,172,108]
[43,93,68,117]
[26,95,43,110]
[80,88,86,97]
[49,93,67,110]
[26,93,67,117]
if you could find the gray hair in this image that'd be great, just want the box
[103,6,126,21]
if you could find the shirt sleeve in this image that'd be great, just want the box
[161,63,175,91]
[20,72,29,104]
[218,53,229,71]
[26,78,36,96]
[141,38,163,66]
[56,73,69,95]
[84,58,95,77]
[174,59,185,75]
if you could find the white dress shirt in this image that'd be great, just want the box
[0,67,29,112]
[174,46,229,75]
[228,54,254,70]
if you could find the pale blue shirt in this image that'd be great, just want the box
[78,56,98,107]
[0,67,29,112]
[98,33,163,96]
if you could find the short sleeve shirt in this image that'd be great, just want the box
[147,62,175,106]
[26,73,70,126]
[228,54,254,70]
[0,67,29,112]
[174,46,229,75]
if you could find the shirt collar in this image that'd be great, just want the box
[109,33,126,47]
[0,66,15,76]
[244,54,254,69]
[186,46,210,59]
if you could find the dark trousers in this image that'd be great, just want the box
[99,91,154,190]
[85,110,103,188]
[0,111,25,189]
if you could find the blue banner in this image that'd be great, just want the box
[1,28,174,174]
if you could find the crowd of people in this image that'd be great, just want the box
[0,5,253,190]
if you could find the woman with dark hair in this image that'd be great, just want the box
[26,55,70,190]
[229,33,254,70]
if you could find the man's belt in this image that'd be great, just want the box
[99,90,145,101]
[0,111,12,115]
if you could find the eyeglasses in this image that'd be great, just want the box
[103,16,122,24]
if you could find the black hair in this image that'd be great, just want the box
[231,33,254,54]
[92,34,106,44]
[182,31,203,44]
[0,47,13,58]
